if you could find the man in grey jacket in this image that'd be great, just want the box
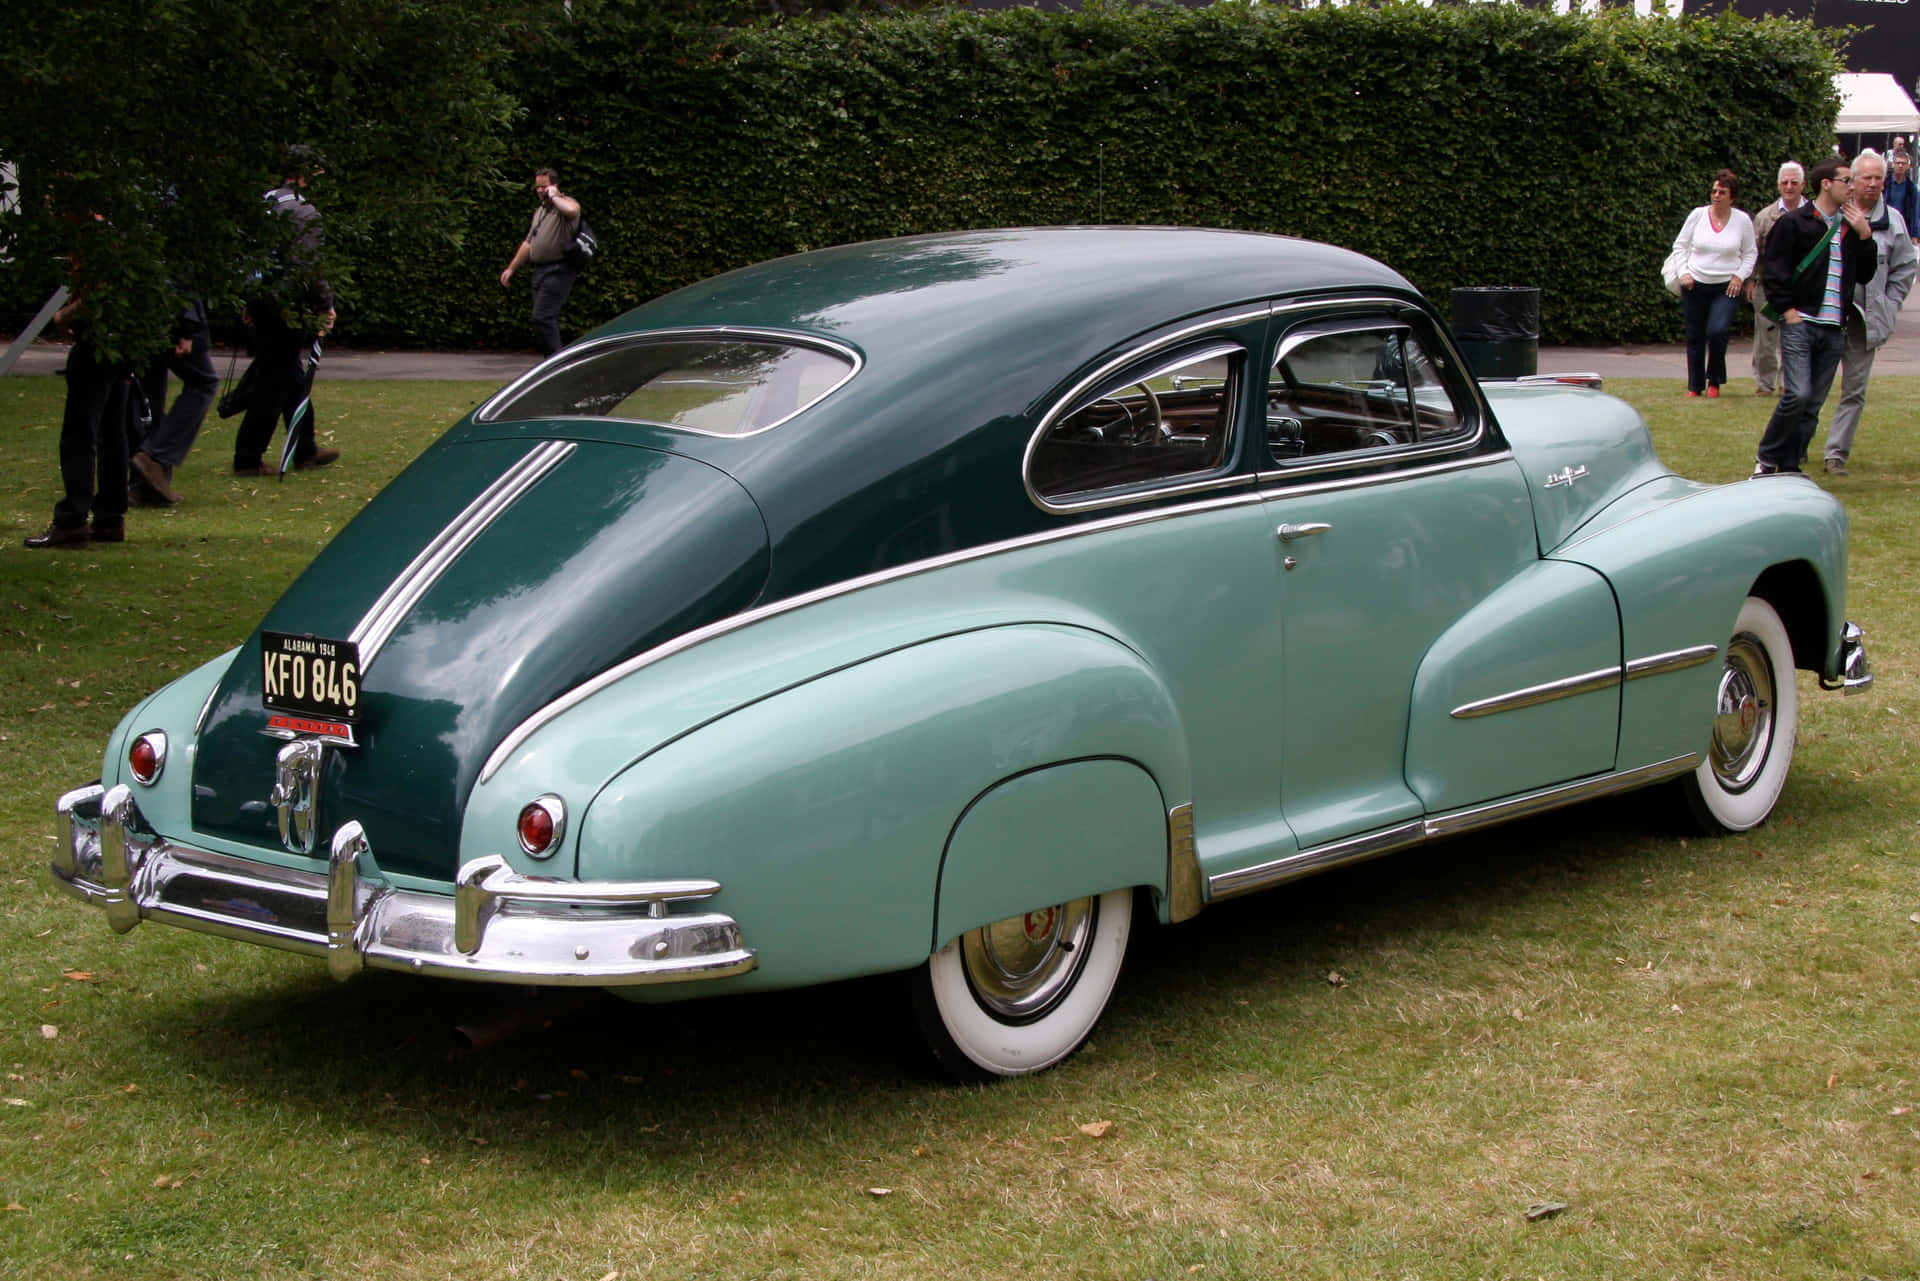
[1748,161,1805,396]
[1823,150,1918,476]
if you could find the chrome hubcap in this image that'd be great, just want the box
[1709,634,1774,793]
[960,897,1097,1023]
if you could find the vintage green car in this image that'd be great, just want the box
[54,228,1870,1078]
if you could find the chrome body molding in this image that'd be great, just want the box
[1822,620,1874,694]
[1450,666,1621,720]
[474,327,865,437]
[480,449,1518,783]
[1451,644,1722,720]
[1207,754,1702,902]
[1623,644,1721,680]
[1165,802,1202,924]
[350,441,576,668]
[51,784,757,988]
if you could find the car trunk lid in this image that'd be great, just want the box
[189,434,769,881]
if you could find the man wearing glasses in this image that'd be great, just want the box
[1752,157,1876,476]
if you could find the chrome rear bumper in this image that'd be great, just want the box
[52,784,757,987]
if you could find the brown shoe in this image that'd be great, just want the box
[89,522,125,543]
[232,463,275,477]
[25,523,90,549]
[131,452,180,504]
[293,447,340,471]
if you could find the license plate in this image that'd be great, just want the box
[261,631,362,740]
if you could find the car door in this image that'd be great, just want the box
[1254,302,1617,853]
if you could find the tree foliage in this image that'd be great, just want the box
[0,0,546,359]
[4,3,1845,350]
[350,2,1842,348]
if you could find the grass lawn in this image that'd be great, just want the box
[1,373,1916,1280]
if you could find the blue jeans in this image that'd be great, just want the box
[1755,319,1846,469]
[1680,281,1738,391]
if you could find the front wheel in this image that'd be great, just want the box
[910,889,1132,1081]
[1678,596,1799,833]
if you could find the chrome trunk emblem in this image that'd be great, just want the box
[1544,465,1589,489]
[269,739,326,854]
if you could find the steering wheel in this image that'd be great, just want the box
[1106,381,1164,444]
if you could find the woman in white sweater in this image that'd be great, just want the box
[1670,169,1758,397]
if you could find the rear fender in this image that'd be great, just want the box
[572,624,1190,992]
[935,758,1169,952]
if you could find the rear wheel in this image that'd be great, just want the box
[1678,596,1799,833]
[910,889,1132,1080]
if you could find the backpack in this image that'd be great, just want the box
[564,218,598,270]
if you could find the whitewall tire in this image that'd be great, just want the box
[1679,596,1799,833]
[911,888,1133,1080]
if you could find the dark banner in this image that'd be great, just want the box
[1690,0,1920,108]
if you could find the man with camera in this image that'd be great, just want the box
[499,167,582,356]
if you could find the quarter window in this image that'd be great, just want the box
[1029,342,1241,504]
[1267,323,1468,464]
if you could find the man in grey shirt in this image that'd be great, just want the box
[499,166,582,355]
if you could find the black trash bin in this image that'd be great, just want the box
[1450,286,1539,379]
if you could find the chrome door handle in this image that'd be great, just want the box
[1276,522,1332,543]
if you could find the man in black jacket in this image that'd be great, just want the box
[233,146,339,475]
[1753,157,1877,475]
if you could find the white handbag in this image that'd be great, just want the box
[1661,245,1686,297]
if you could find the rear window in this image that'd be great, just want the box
[479,335,858,436]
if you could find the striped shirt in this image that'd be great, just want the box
[1808,210,1845,326]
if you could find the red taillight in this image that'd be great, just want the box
[517,795,565,858]
[128,732,166,785]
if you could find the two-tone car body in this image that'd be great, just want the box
[53,228,1870,1077]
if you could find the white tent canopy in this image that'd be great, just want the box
[1837,72,1920,134]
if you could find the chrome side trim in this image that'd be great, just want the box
[195,680,221,736]
[1209,820,1426,901]
[474,327,865,436]
[49,787,756,988]
[1450,644,1721,721]
[1624,644,1720,680]
[1165,803,1203,923]
[351,441,574,667]
[1450,666,1622,720]
[1421,754,1700,839]
[480,449,1519,783]
[1207,754,1701,903]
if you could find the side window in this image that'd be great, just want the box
[1267,322,1468,465]
[1029,341,1241,504]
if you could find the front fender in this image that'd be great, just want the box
[1552,475,1849,769]
[572,624,1190,992]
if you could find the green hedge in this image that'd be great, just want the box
[342,4,1842,347]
